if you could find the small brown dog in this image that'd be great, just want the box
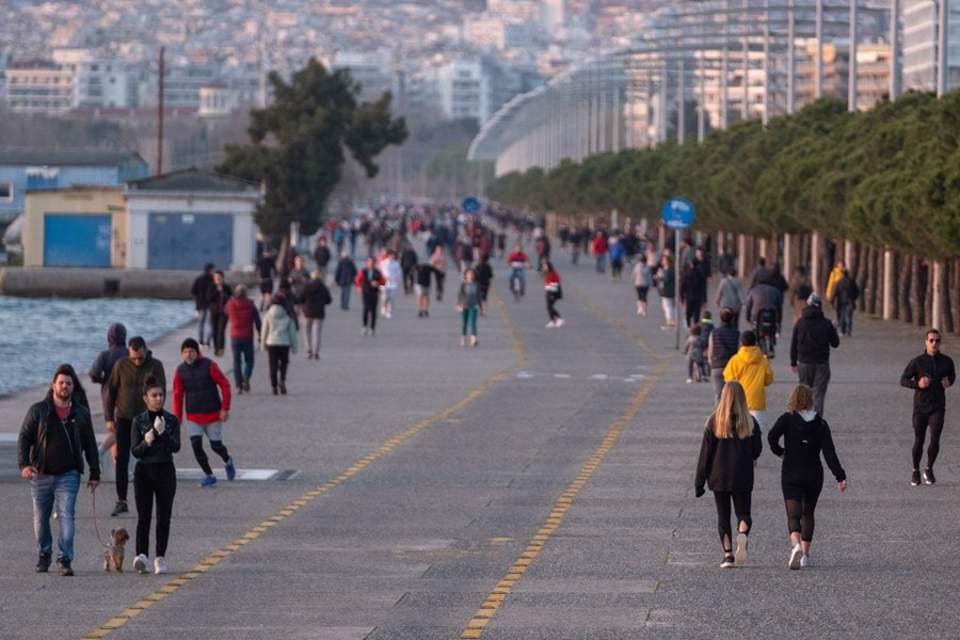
[104,528,130,573]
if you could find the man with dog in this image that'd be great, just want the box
[18,364,101,576]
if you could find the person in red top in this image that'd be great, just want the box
[592,231,609,274]
[224,284,261,394]
[507,246,529,298]
[544,260,565,328]
[172,339,234,487]
[355,257,386,336]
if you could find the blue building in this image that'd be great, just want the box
[0,149,148,223]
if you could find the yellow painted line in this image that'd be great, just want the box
[83,292,524,640]
[459,284,667,639]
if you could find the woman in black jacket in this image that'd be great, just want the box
[695,381,763,568]
[130,376,181,576]
[301,270,332,359]
[768,384,846,570]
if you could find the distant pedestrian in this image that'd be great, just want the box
[430,245,447,302]
[172,339,234,488]
[684,324,705,384]
[89,323,127,459]
[313,235,331,273]
[131,375,180,575]
[207,270,232,357]
[544,260,564,328]
[900,329,956,486]
[708,308,741,403]
[825,259,845,304]
[831,269,859,337]
[334,250,358,311]
[768,384,846,570]
[261,294,299,394]
[224,284,261,394]
[475,254,493,316]
[656,254,676,330]
[715,269,744,328]
[723,330,774,429]
[256,248,277,311]
[789,294,839,416]
[694,381,763,568]
[191,263,214,346]
[457,269,481,347]
[400,244,418,295]
[355,257,385,336]
[592,231,608,273]
[104,336,165,517]
[632,253,653,316]
[380,250,402,319]
[302,270,332,359]
[609,235,626,279]
[681,258,707,328]
[789,266,813,321]
[416,262,433,318]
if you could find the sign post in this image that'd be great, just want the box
[462,196,481,214]
[660,197,695,350]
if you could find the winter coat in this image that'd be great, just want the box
[723,346,774,411]
[695,415,763,494]
[832,276,860,308]
[657,266,675,299]
[825,266,844,302]
[89,323,128,411]
[18,396,100,481]
[334,257,358,287]
[716,276,743,312]
[745,283,782,323]
[301,279,332,319]
[191,273,213,310]
[790,305,839,366]
[680,264,706,305]
[261,304,299,352]
[708,323,740,370]
[104,352,166,422]
[131,410,181,465]
[225,296,261,340]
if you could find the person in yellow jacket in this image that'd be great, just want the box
[723,330,775,428]
[825,260,845,303]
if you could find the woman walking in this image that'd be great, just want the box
[260,293,299,395]
[544,260,564,328]
[301,270,332,359]
[131,376,180,575]
[457,269,481,347]
[632,254,653,316]
[768,384,847,570]
[430,245,447,302]
[695,381,763,568]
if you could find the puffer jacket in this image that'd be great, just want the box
[723,346,774,411]
[261,304,299,352]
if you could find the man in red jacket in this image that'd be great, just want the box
[225,284,261,394]
[173,339,234,487]
[592,231,609,273]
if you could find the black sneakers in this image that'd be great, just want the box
[58,560,73,576]
[36,553,51,573]
[111,500,128,516]
[911,469,921,486]
[923,468,936,485]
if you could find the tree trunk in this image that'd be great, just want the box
[903,254,916,324]
[954,261,960,335]
[856,245,870,313]
[944,261,955,334]
[921,260,931,327]
[892,252,901,321]
[867,246,879,316]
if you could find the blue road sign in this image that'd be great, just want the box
[462,197,481,214]
[661,197,695,230]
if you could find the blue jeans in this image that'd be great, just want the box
[596,255,606,273]
[31,470,80,561]
[198,308,209,344]
[340,285,352,310]
[837,304,854,336]
[231,338,255,386]
[510,268,526,295]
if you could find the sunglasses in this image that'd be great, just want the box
[928,338,941,343]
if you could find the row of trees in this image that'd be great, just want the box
[488,92,960,331]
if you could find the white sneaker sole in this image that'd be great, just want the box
[789,546,803,570]
[133,557,147,574]
[734,533,748,565]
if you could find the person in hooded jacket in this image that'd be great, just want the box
[831,269,860,337]
[723,331,774,428]
[261,293,299,394]
[681,259,707,329]
[301,270,332,359]
[768,384,846,570]
[89,323,127,458]
[695,381,763,568]
[790,294,840,416]
[334,251,358,311]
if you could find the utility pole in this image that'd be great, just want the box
[156,46,165,176]
[933,0,948,329]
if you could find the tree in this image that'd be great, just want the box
[218,58,408,238]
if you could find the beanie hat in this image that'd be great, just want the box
[180,338,200,353]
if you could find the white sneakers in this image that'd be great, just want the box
[546,319,566,329]
[154,557,168,575]
[546,321,556,328]
[789,543,804,570]
[555,318,565,327]
[800,553,810,568]
[133,554,148,574]
[734,533,748,565]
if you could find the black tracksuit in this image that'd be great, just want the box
[131,409,180,558]
[790,305,840,416]
[901,351,956,470]
[768,412,845,542]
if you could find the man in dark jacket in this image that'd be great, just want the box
[790,294,840,416]
[313,236,331,272]
[104,336,166,516]
[901,329,956,486]
[832,269,859,336]
[400,245,418,295]
[334,251,358,311]
[19,364,100,575]
[708,307,741,402]
[191,263,215,345]
[681,259,707,328]
[207,270,232,357]
[302,270,332,358]
[355,257,385,336]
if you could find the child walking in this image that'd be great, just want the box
[695,381,763,568]
[684,324,705,383]
[131,376,180,575]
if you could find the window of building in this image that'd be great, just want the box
[0,181,13,202]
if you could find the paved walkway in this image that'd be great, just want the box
[1,251,958,639]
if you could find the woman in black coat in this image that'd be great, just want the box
[695,381,763,568]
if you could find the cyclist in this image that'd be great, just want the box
[745,282,783,358]
[506,245,530,299]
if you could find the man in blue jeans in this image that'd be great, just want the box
[18,364,101,575]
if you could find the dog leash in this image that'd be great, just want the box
[90,488,112,548]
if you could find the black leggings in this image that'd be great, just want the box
[134,462,176,557]
[685,300,702,328]
[190,435,229,477]
[913,409,945,469]
[210,311,227,352]
[114,418,133,502]
[362,294,378,329]
[267,345,290,389]
[546,292,561,321]
[782,473,823,543]
[713,491,752,550]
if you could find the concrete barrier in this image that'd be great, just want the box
[0,267,258,299]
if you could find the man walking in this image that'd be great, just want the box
[224,284,261,394]
[191,263,214,345]
[790,294,840,416]
[715,269,744,328]
[723,331,774,428]
[831,269,859,337]
[105,336,165,516]
[173,338,235,487]
[901,329,956,486]
[334,250,358,311]
[313,235,331,273]
[707,308,741,403]
[19,364,100,575]
[207,270,232,357]
[355,257,385,336]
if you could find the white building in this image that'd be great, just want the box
[903,0,960,91]
[52,49,135,109]
[330,50,401,102]
[4,61,74,114]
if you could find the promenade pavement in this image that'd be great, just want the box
[1,249,958,640]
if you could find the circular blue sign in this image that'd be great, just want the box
[661,197,695,230]
[462,197,481,214]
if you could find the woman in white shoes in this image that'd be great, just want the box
[695,381,762,568]
[457,268,481,347]
[544,261,564,328]
[768,384,846,570]
[131,376,181,575]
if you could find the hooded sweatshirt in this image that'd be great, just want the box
[723,346,774,411]
[790,305,839,366]
[89,323,127,410]
[260,304,299,352]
